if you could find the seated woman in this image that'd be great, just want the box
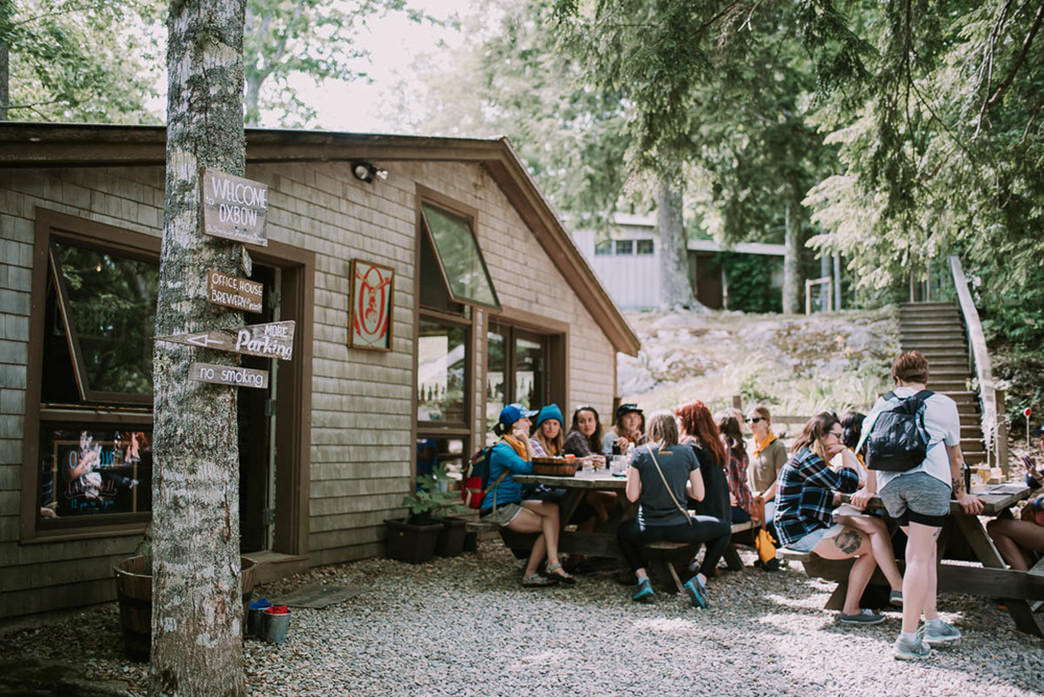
[716,408,755,524]
[602,403,646,456]
[563,405,605,462]
[560,405,616,529]
[480,403,575,587]
[530,404,565,457]
[617,411,731,606]
[775,412,901,624]
[675,401,730,525]
[986,436,1044,570]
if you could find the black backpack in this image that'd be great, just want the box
[865,390,934,472]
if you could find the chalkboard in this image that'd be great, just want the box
[46,429,151,518]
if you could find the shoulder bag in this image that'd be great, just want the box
[646,445,692,526]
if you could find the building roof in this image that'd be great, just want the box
[0,122,640,355]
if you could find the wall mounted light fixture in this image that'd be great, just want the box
[351,161,388,183]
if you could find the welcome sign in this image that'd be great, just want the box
[202,168,269,246]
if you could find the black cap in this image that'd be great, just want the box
[1031,425,1044,437]
[616,403,643,420]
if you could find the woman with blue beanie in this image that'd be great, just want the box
[530,404,565,457]
[480,403,576,586]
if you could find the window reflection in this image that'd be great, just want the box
[417,319,467,423]
[50,241,158,401]
[39,427,152,520]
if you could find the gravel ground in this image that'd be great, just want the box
[2,543,1042,697]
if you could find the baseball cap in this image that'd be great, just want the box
[499,403,537,428]
[615,403,643,420]
[1030,425,1044,437]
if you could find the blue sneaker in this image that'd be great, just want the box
[631,578,654,603]
[920,620,961,647]
[683,576,708,609]
[894,635,932,660]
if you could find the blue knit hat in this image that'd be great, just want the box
[535,404,564,428]
[499,403,537,428]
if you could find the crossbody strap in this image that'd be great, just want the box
[646,446,692,525]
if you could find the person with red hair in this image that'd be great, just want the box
[674,401,733,578]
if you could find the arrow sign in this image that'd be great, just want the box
[157,320,295,361]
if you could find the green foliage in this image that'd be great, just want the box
[401,464,466,524]
[718,253,782,314]
[1,0,163,122]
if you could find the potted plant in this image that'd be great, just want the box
[113,525,257,661]
[385,464,467,563]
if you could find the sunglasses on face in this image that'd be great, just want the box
[745,417,764,424]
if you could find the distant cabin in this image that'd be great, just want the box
[572,213,785,311]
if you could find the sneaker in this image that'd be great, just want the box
[889,590,903,607]
[920,620,961,647]
[763,558,781,572]
[632,578,654,604]
[894,635,933,660]
[683,576,708,609]
[839,608,886,625]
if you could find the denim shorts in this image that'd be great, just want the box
[880,472,950,527]
[784,523,845,553]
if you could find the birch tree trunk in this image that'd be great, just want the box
[782,197,801,314]
[151,1,248,695]
[656,175,697,310]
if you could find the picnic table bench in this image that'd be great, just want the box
[483,471,760,588]
[780,482,1044,636]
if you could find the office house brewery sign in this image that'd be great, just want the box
[202,168,268,246]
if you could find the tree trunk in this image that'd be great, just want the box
[656,175,697,310]
[782,197,801,314]
[244,73,262,127]
[833,252,842,310]
[151,1,247,695]
[0,0,10,121]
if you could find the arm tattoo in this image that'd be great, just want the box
[952,477,966,497]
[834,529,862,555]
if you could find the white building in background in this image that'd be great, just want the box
[572,213,786,311]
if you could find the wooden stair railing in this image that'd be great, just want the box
[948,255,1007,477]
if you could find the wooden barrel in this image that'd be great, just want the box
[114,555,258,662]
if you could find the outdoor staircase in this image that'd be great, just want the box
[898,302,987,466]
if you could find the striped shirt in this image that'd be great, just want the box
[774,447,860,547]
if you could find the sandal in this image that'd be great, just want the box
[632,577,654,603]
[521,573,557,587]
[546,562,577,584]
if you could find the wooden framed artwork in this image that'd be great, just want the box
[348,259,394,351]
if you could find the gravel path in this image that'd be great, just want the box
[2,543,1042,696]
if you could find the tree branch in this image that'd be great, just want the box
[985,1,1044,108]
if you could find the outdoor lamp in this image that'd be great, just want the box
[351,161,388,183]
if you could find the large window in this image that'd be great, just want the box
[30,220,160,532]
[486,323,549,432]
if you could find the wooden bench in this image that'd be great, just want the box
[642,520,762,592]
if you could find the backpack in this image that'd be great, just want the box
[461,445,495,509]
[864,390,934,472]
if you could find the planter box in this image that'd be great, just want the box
[435,517,468,557]
[384,518,443,564]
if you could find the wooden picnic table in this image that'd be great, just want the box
[510,470,757,570]
[794,481,1044,636]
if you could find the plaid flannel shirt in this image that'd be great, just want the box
[774,446,860,548]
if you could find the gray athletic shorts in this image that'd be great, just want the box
[879,472,951,527]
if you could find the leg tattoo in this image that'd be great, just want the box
[835,529,862,555]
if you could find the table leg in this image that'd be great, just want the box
[952,512,1044,637]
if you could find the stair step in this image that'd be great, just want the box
[899,302,959,309]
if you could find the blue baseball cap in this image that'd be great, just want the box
[535,404,564,428]
[499,403,537,428]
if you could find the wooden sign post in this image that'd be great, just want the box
[207,269,263,314]
[189,362,268,389]
[157,320,295,361]
[202,168,269,246]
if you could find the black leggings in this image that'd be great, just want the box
[617,515,732,578]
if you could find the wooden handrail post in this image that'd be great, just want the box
[732,394,743,411]
[996,389,1009,479]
